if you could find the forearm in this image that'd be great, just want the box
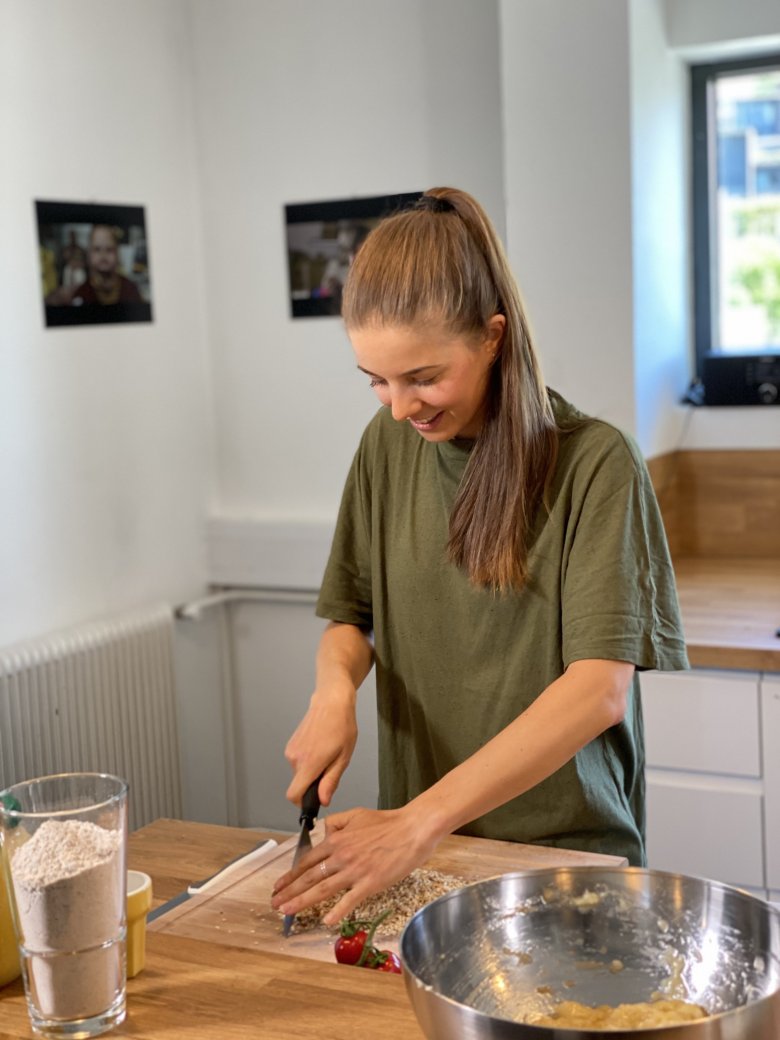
[313,621,374,703]
[284,622,373,805]
[410,659,633,840]
[273,658,635,924]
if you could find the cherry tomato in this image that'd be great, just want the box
[374,950,403,974]
[333,909,395,970]
[334,929,368,965]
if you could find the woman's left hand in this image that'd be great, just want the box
[271,805,441,926]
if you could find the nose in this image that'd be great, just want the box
[389,385,421,423]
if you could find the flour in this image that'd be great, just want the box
[11,818,124,1021]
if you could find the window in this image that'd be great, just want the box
[691,54,780,404]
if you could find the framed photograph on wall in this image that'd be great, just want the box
[36,200,153,327]
[285,191,421,318]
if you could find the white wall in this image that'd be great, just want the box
[629,0,692,457]
[499,0,637,437]
[190,0,506,522]
[664,0,780,56]
[0,0,215,647]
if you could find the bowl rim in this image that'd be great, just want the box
[399,865,780,1035]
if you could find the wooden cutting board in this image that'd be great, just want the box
[149,823,626,964]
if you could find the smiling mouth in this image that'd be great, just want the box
[409,412,443,429]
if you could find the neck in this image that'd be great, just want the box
[90,272,121,304]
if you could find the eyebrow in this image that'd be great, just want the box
[357,363,441,378]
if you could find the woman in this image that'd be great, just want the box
[271,188,688,927]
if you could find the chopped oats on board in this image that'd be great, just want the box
[293,868,469,937]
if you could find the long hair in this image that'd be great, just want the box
[341,187,558,592]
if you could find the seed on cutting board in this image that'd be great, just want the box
[292,868,470,937]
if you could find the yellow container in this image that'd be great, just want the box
[0,867,21,987]
[126,870,152,979]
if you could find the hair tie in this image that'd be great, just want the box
[415,194,455,214]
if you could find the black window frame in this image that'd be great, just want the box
[691,52,780,385]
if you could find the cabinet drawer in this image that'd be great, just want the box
[641,669,760,777]
[646,771,764,889]
[762,674,780,891]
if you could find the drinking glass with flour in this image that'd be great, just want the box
[0,773,128,1039]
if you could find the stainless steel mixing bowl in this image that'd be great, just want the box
[400,867,780,1039]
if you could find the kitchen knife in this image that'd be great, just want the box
[282,774,322,937]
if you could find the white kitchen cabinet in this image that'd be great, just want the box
[645,771,764,887]
[641,668,767,893]
[763,674,780,893]
[642,669,761,777]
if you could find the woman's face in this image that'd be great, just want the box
[349,316,505,441]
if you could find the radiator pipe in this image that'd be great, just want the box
[175,588,318,620]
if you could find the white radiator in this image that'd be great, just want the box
[0,604,183,831]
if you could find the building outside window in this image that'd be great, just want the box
[692,55,780,404]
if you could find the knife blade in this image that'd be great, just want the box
[282,774,322,937]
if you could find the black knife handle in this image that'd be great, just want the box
[300,774,323,829]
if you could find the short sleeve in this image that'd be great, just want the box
[316,437,374,630]
[561,434,689,672]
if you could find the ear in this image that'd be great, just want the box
[484,313,506,358]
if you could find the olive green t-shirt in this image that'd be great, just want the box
[316,391,689,865]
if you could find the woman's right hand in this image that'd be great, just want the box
[285,621,373,808]
[284,682,358,808]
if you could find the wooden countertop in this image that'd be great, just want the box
[645,449,779,672]
[0,819,626,1039]
[674,556,780,671]
[147,820,624,966]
